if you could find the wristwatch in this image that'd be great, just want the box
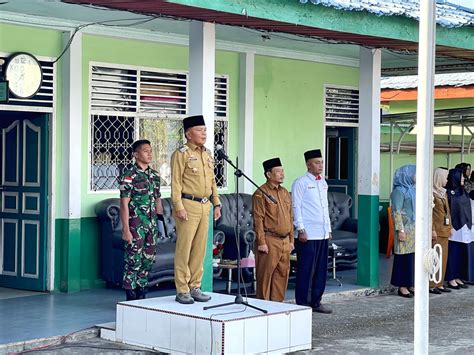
[297,228,306,234]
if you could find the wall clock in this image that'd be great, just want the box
[5,52,43,99]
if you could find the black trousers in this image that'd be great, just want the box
[295,238,329,307]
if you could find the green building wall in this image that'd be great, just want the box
[252,55,359,189]
[1,22,361,292]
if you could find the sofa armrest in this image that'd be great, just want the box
[213,229,225,245]
[341,218,358,233]
[216,225,255,245]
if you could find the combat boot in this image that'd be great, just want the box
[136,287,147,299]
[125,289,137,301]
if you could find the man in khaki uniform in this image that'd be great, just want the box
[171,115,221,304]
[253,158,294,302]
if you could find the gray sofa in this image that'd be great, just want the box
[327,191,358,266]
[216,191,358,277]
[95,197,225,288]
[95,190,357,288]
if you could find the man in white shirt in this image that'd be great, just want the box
[291,149,332,314]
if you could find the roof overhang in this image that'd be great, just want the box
[382,86,474,102]
[64,0,474,61]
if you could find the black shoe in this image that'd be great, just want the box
[429,288,442,295]
[458,283,469,289]
[136,287,147,299]
[125,289,137,301]
[437,287,452,293]
[408,288,415,295]
[447,283,460,290]
[312,304,332,314]
[398,289,413,298]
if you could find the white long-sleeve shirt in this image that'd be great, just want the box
[291,172,331,240]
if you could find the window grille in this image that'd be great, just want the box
[89,63,229,191]
[138,117,183,188]
[325,86,359,126]
[90,115,135,191]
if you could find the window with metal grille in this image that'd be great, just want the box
[89,63,229,191]
[325,86,359,126]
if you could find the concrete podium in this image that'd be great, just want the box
[103,292,312,354]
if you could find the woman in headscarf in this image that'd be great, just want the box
[445,168,471,289]
[390,165,416,298]
[455,163,472,193]
[429,168,453,294]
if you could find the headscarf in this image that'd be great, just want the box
[455,163,471,179]
[446,168,472,230]
[433,168,448,199]
[392,164,416,220]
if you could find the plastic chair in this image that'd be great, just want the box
[386,206,394,258]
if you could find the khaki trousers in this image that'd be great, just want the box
[174,199,211,293]
[430,236,449,288]
[255,235,290,302]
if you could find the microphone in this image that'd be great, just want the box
[215,144,229,160]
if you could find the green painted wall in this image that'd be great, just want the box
[81,35,240,217]
[0,23,65,217]
[252,55,358,188]
[54,219,82,292]
[357,195,379,287]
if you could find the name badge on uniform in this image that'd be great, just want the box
[188,156,198,161]
[308,186,316,190]
[444,216,450,226]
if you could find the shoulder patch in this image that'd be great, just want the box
[179,145,189,153]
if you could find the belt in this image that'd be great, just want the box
[265,231,289,239]
[182,194,210,204]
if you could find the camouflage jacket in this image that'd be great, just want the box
[119,164,161,227]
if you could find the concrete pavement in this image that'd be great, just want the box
[4,286,474,354]
[306,286,474,354]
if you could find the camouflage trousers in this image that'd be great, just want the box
[123,224,158,290]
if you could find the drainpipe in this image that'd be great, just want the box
[414,1,436,354]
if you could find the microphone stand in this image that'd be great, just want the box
[204,152,272,314]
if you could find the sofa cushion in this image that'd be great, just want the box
[331,229,357,252]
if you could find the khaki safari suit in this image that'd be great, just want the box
[252,182,294,301]
[171,142,220,293]
[430,195,452,288]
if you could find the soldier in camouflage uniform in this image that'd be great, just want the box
[119,139,164,301]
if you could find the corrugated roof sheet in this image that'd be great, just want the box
[299,0,474,28]
[381,73,474,89]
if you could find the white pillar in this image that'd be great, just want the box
[358,48,381,197]
[414,1,436,354]
[239,52,255,193]
[61,31,82,219]
[188,21,216,151]
[356,47,381,287]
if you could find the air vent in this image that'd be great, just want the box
[325,86,359,126]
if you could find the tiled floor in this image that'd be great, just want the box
[0,255,394,345]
